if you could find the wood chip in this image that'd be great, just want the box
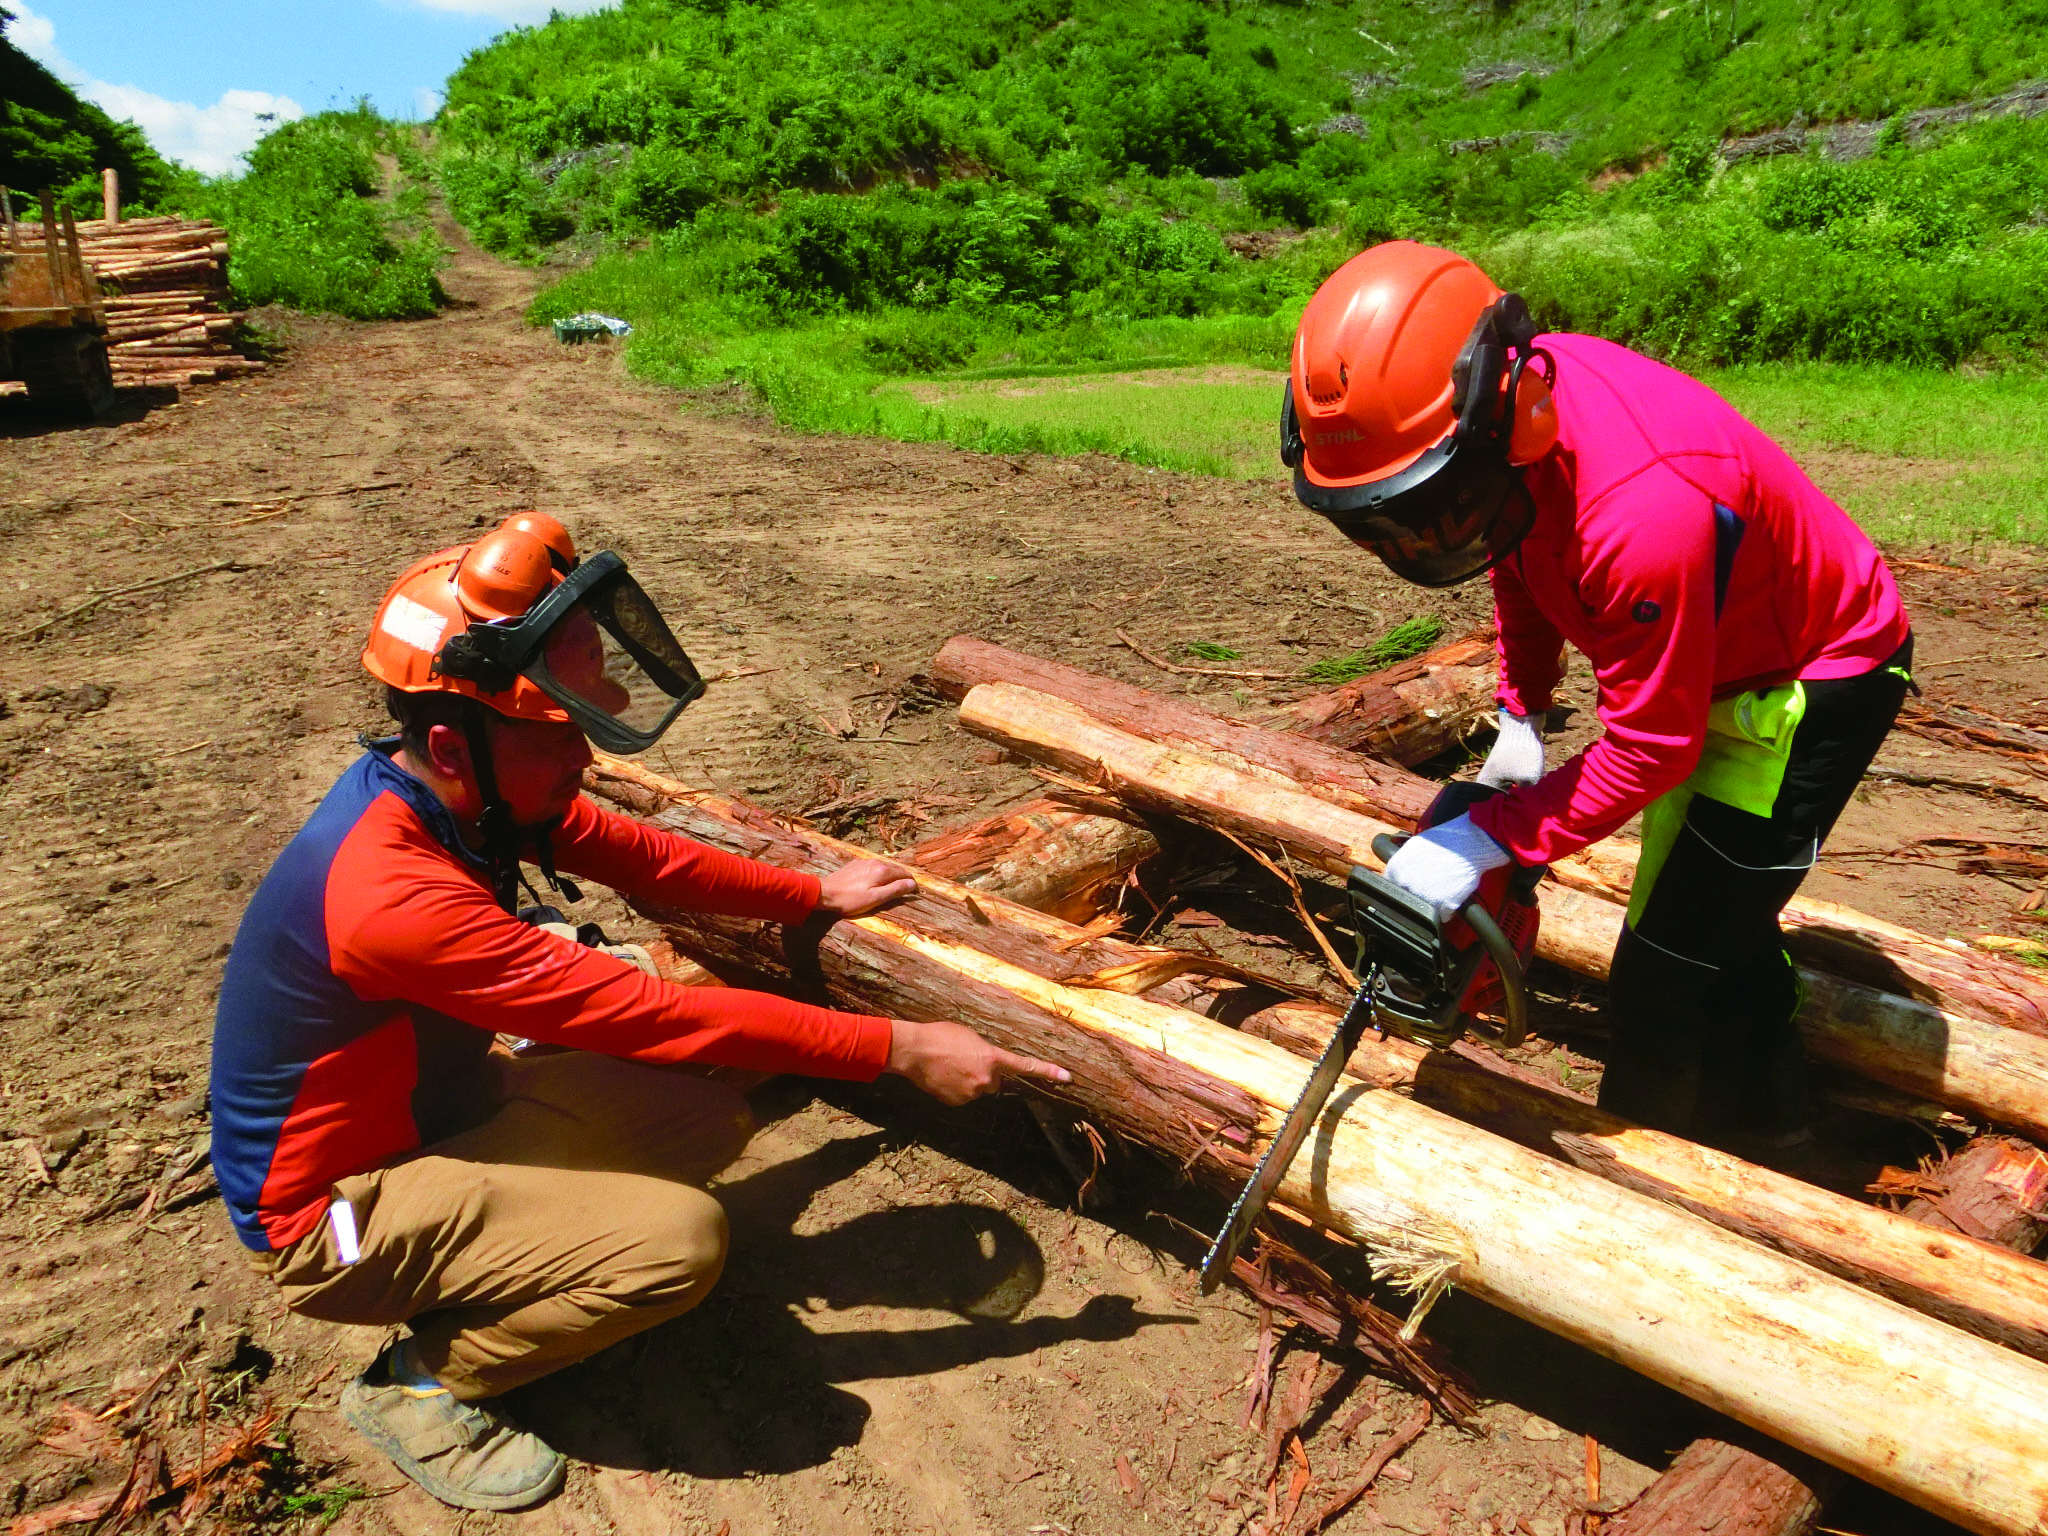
[1115,1452,1145,1508]
[1302,1400,1432,1533]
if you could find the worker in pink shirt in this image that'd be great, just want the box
[1282,241,1911,1164]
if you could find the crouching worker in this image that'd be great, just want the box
[210,514,1068,1511]
[1281,242,1910,1166]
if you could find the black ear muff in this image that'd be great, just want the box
[1279,377,1305,470]
[1495,292,1540,351]
[1451,292,1541,453]
[1453,333,1506,446]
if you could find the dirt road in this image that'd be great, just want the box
[0,224,2041,1535]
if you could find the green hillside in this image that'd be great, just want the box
[0,6,184,216]
[407,0,2048,455]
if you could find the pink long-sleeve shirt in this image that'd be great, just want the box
[1465,335,1909,866]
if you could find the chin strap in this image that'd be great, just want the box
[460,710,582,914]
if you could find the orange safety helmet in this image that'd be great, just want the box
[363,522,578,726]
[364,514,704,755]
[1281,241,1559,586]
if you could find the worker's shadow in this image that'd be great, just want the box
[514,1125,1186,1479]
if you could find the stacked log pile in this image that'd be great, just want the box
[583,754,2048,1535]
[11,214,258,390]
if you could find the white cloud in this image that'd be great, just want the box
[405,0,617,22]
[89,84,305,176]
[6,2,57,58]
[9,3,304,176]
[414,86,445,120]
[8,2,75,74]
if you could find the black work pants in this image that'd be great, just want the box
[1596,636,1913,1144]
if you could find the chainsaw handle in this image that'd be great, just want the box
[1459,902,1529,1051]
[1366,830,1530,1050]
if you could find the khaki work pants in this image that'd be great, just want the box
[269,1052,754,1400]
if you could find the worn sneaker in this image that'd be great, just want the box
[340,1355,564,1511]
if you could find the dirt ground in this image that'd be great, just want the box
[0,220,2043,1536]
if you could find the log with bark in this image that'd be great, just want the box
[592,760,2048,1367]
[1880,1134,2048,1251]
[954,679,2048,1140]
[930,637,2048,1039]
[1603,1439,1829,1536]
[1259,627,1500,764]
[902,798,1158,925]
[583,762,2048,1536]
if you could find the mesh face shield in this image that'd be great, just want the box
[1308,421,1540,587]
[434,551,705,753]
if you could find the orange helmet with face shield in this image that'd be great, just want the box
[363,527,576,726]
[1281,241,1560,586]
[362,515,704,753]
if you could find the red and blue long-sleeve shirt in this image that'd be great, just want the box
[210,744,892,1253]
[1467,335,1909,865]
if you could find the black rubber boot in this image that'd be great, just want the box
[1737,947,1811,1140]
[1597,927,1719,1137]
[1695,941,1810,1149]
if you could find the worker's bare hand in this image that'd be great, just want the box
[886,1019,1073,1106]
[816,857,917,919]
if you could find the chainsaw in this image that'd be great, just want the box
[1197,782,1542,1293]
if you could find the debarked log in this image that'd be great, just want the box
[603,773,2048,1536]
[1605,1136,2048,1531]
[956,681,2048,1140]
[927,634,1436,824]
[1240,1001,2048,1368]
[932,639,2048,1039]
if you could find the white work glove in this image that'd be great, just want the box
[1382,814,1512,917]
[1477,710,1545,789]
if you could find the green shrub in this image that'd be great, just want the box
[1241,164,1326,227]
[609,143,720,231]
[859,316,980,374]
[188,109,445,321]
[439,149,571,257]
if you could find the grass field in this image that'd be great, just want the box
[890,365,1285,478]
[875,363,2048,547]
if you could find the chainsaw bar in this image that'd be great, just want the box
[1197,977,1381,1293]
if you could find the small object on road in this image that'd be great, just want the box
[551,312,632,344]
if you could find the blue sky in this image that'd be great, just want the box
[10,0,617,175]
